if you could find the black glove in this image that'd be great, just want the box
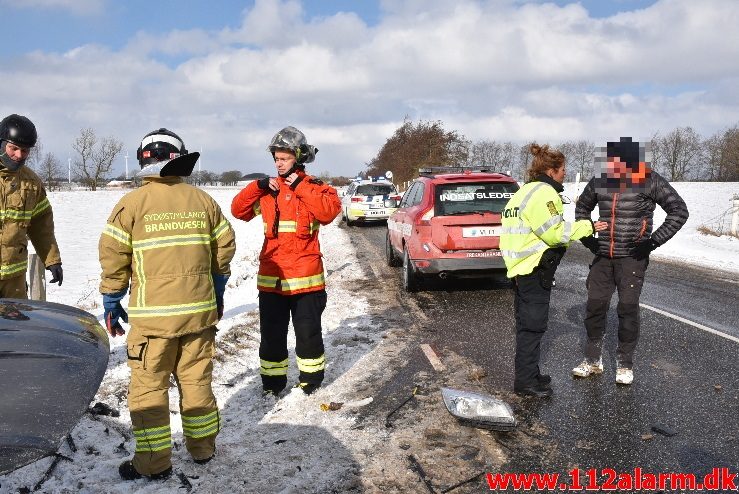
[631,239,658,260]
[257,177,271,190]
[580,236,599,255]
[47,263,63,286]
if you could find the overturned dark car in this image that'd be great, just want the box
[0,299,109,475]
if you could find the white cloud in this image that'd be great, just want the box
[4,0,739,178]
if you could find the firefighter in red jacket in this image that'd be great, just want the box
[232,126,340,396]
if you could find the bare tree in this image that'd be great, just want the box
[651,127,703,181]
[703,125,739,181]
[517,142,538,181]
[72,128,96,188]
[559,140,595,180]
[469,139,518,174]
[39,152,62,191]
[72,128,123,190]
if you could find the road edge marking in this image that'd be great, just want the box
[420,343,446,371]
[640,303,739,344]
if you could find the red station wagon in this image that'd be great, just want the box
[386,167,519,291]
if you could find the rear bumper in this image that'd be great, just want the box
[414,256,507,278]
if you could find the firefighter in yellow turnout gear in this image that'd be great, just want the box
[99,129,235,480]
[0,114,63,297]
[500,144,606,398]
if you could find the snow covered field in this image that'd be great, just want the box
[0,182,737,493]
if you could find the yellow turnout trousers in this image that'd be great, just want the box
[126,326,219,475]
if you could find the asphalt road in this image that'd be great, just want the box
[345,221,739,493]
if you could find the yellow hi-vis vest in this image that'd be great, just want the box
[500,180,594,278]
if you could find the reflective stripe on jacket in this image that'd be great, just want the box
[0,166,61,279]
[231,172,341,295]
[500,176,594,278]
[99,176,236,337]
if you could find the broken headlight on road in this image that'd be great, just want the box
[442,388,517,431]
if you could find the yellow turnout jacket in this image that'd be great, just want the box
[99,176,236,337]
[0,165,61,279]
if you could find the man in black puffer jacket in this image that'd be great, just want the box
[572,137,688,385]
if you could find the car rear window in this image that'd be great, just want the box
[355,184,396,196]
[434,182,518,216]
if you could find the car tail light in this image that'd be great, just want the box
[416,206,434,226]
[351,197,364,203]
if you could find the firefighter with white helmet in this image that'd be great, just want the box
[232,126,340,396]
[99,128,236,480]
[0,114,62,297]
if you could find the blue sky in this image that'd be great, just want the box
[1,0,736,178]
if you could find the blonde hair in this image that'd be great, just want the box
[526,143,565,182]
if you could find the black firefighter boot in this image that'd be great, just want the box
[119,460,172,481]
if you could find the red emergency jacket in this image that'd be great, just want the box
[231,172,340,295]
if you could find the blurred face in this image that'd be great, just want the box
[607,156,628,178]
[273,149,297,176]
[4,141,31,163]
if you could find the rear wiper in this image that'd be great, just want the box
[444,210,487,216]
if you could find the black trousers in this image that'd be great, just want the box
[259,290,327,392]
[513,272,552,388]
[584,256,648,368]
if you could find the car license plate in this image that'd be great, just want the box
[367,210,387,215]
[462,227,500,237]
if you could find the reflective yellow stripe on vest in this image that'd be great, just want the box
[0,209,32,221]
[32,197,51,217]
[261,358,289,376]
[297,355,325,374]
[133,424,172,453]
[102,224,132,246]
[128,298,217,318]
[133,233,211,251]
[211,219,230,241]
[0,260,28,278]
[257,273,325,292]
[182,410,220,439]
[261,220,320,234]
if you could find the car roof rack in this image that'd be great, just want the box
[418,166,509,176]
